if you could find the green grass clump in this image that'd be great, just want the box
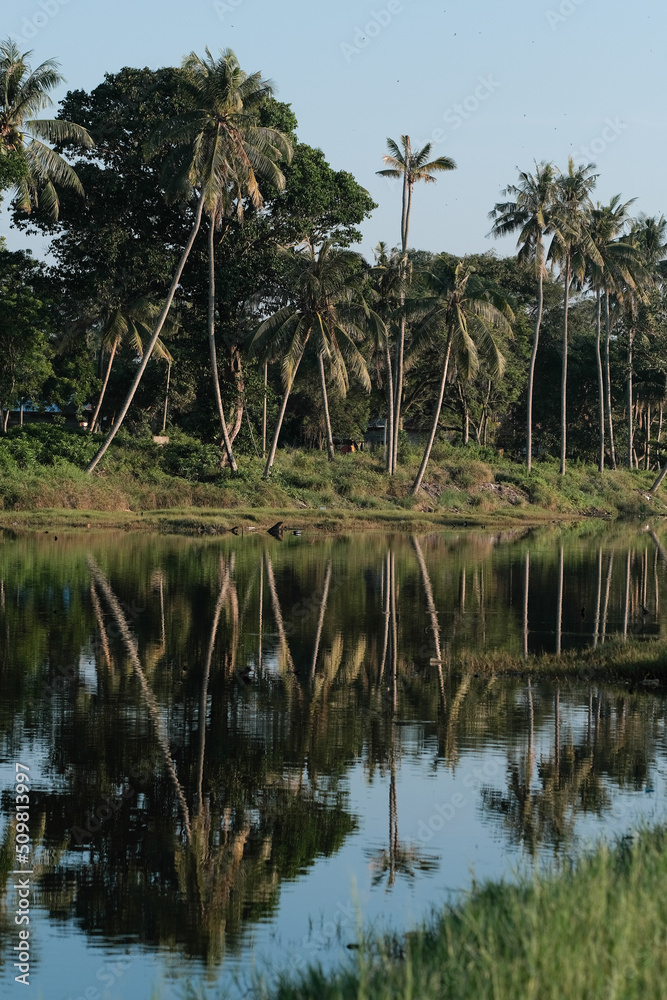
[2,426,667,525]
[270,826,667,1000]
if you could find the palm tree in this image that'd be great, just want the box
[625,216,667,467]
[368,243,410,467]
[0,39,93,217]
[587,197,640,471]
[377,136,456,474]
[411,258,513,495]
[489,162,557,471]
[86,47,291,475]
[88,299,174,434]
[549,158,600,475]
[251,241,372,477]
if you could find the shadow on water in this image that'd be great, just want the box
[1,521,667,992]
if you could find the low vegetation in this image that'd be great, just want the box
[1,427,666,530]
[267,825,667,1000]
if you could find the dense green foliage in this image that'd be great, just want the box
[3,40,667,499]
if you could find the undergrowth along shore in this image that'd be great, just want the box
[264,825,667,1000]
[1,425,667,527]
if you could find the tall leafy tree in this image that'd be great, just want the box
[377,135,456,474]
[411,258,513,495]
[489,162,557,471]
[86,48,291,474]
[0,249,54,428]
[251,242,372,475]
[0,39,92,218]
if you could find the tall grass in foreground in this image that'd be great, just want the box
[268,826,667,1000]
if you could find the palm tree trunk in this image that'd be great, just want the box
[384,343,394,472]
[208,219,238,472]
[604,292,616,469]
[263,345,306,478]
[391,313,405,475]
[594,290,604,472]
[411,332,453,495]
[560,256,571,476]
[526,263,544,472]
[262,360,268,458]
[86,193,205,474]
[318,353,336,461]
[650,458,667,493]
[161,359,171,433]
[646,403,651,470]
[627,325,635,468]
[88,341,117,435]
[390,154,411,476]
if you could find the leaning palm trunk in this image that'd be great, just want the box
[208,221,238,471]
[594,290,605,472]
[88,341,117,434]
[604,292,616,468]
[560,257,571,476]
[651,459,667,493]
[526,265,544,472]
[318,354,336,461]
[411,332,453,495]
[86,194,205,474]
[263,346,306,478]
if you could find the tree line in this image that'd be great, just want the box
[2,38,667,492]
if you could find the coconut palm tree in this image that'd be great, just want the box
[411,258,513,496]
[88,299,174,434]
[369,243,413,466]
[624,215,667,467]
[549,158,600,475]
[377,136,456,474]
[488,162,557,471]
[586,197,641,471]
[0,39,93,217]
[86,47,291,475]
[251,241,373,477]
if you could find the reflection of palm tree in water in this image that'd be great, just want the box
[367,735,438,889]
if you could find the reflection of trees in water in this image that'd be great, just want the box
[480,685,657,852]
[1,527,667,965]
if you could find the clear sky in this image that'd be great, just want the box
[3,0,665,260]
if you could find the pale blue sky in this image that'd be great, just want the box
[3,0,665,260]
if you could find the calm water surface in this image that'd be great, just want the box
[1,524,667,998]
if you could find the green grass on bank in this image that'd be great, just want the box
[1,425,667,526]
[266,825,667,1000]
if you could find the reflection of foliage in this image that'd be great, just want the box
[0,525,666,974]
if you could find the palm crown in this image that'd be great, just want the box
[0,39,93,217]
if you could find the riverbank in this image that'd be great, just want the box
[1,426,667,530]
[268,824,667,999]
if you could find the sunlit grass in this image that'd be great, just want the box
[266,825,667,1000]
[1,425,667,524]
